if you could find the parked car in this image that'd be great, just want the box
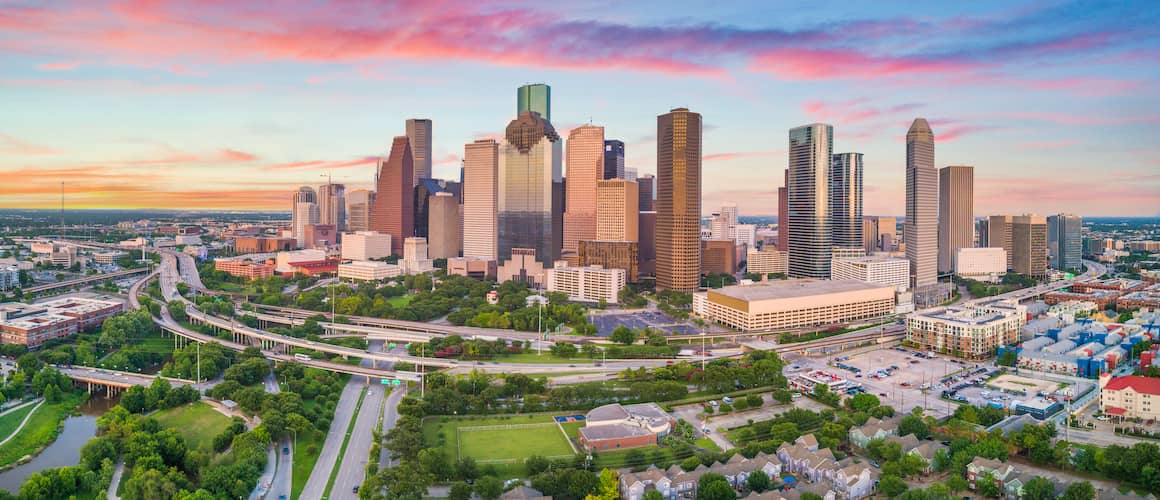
[283,447,289,455]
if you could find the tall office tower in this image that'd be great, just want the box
[830,153,863,250]
[596,179,639,241]
[406,119,433,187]
[863,216,879,252]
[498,111,563,264]
[639,211,657,277]
[777,169,789,251]
[1048,214,1083,271]
[1012,214,1048,277]
[345,190,375,233]
[787,123,834,279]
[370,136,414,256]
[562,125,605,254]
[637,174,655,212]
[938,165,974,273]
[709,212,728,240]
[603,140,625,180]
[976,218,989,247]
[721,202,738,240]
[292,186,319,248]
[988,215,1014,269]
[516,83,551,121]
[905,118,938,288]
[317,183,346,231]
[462,139,499,259]
[428,192,460,259]
[413,179,461,238]
[656,108,702,292]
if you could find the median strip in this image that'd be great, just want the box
[321,386,367,499]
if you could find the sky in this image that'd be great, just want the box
[1,0,1158,217]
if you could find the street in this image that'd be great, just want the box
[300,381,364,499]
[670,393,830,451]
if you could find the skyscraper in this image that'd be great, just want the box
[462,139,499,260]
[498,111,563,264]
[370,136,414,256]
[1048,213,1083,271]
[595,179,639,241]
[345,189,375,233]
[988,215,1014,269]
[562,125,605,254]
[656,108,702,292]
[292,186,319,249]
[516,83,551,121]
[906,118,938,288]
[428,192,460,259]
[787,123,834,279]
[637,174,655,212]
[317,182,346,231]
[603,140,625,180]
[830,153,863,250]
[721,202,738,240]
[1012,215,1048,277]
[938,165,974,273]
[406,119,433,187]
[413,179,460,239]
[777,169,788,251]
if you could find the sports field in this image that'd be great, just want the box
[423,415,574,465]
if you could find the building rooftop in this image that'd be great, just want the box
[578,423,653,441]
[1104,375,1160,395]
[911,300,1024,326]
[710,279,892,302]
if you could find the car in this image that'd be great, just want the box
[1096,415,1111,421]
[710,400,719,406]
[855,374,862,378]
[353,486,360,493]
[791,393,802,399]
[869,460,880,468]
[878,393,887,397]
[283,447,289,455]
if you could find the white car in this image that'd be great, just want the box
[1096,415,1111,421]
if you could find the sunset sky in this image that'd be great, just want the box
[1,0,1158,216]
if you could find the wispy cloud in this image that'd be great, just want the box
[703,150,782,162]
[261,156,378,171]
[0,133,61,155]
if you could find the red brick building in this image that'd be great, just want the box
[215,258,275,279]
[577,403,674,452]
[0,298,123,347]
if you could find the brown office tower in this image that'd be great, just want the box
[303,224,337,249]
[777,169,788,251]
[579,240,639,282]
[428,192,460,259]
[563,125,605,254]
[656,108,702,292]
[370,136,413,255]
[637,174,655,212]
[938,165,974,273]
[701,239,737,275]
[1012,214,1048,277]
[596,179,639,242]
[988,215,1014,269]
[639,211,657,277]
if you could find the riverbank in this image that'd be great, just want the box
[0,392,88,470]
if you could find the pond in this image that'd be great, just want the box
[0,396,117,494]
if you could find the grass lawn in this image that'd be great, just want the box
[386,295,414,307]
[561,421,585,440]
[152,402,232,453]
[495,352,595,365]
[292,428,325,500]
[592,445,679,470]
[423,415,573,476]
[0,403,39,443]
[0,392,87,468]
[695,437,721,452]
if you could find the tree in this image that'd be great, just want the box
[1061,481,1095,500]
[610,326,638,345]
[846,393,881,412]
[697,479,738,500]
[978,473,1001,498]
[745,394,763,408]
[644,491,665,500]
[772,389,793,404]
[898,414,930,440]
[474,475,504,500]
[946,476,968,494]
[448,482,473,500]
[877,475,908,498]
[997,349,1017,367]
[1022,477,1056,500]
[746,470,770,492]
[801,494,823,500]
[591,468,620,500]
[365,463,432,500]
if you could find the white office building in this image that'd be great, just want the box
[955,247,1007,283]
[831,255,910,293]
[402,237,435,274]
[747,249,788,275]
[338,260,402,282]
[341,231,392,261]
[546,263,626,304]
[734,223,757,249]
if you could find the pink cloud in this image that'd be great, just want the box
[1018,140,1075,150]
[0,133,61,155]
[1000,111,1160,127]
[36,61,81,71]
[750,48,978,80]
[261,157,378,171]
[434,154,460,165]
[704,150,782,162]
[802,99,925,125]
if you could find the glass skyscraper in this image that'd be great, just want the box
[830,152,863,251]
[906,118,938,288]
[656,108,702,292]
[516,84,551,122]
[1048,214,1083,271]
[603,139,625,180]
[497,111,563,264]
[787,123,834,279]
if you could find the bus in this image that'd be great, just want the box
[294,353,312,362]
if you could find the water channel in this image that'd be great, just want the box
[0,396,117,494]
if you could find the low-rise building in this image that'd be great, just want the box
[0,298,123,347]
[955,247,1007,283]
[1117,284,1160,311]
[214,257,275,279]
[337,260,402,282]
[0,266,19,291]
[234,236,294,254]
[1100,374,1160,420]
[578,240,638,283]
[578,403,673,451]
[696,279,895,332]
[906,299,1027,359]
[830,255,909,292]
[848,417,895,448]
[546,263,626,304]
[966,457,1017,490]
[341,231,392,261]
[447,257,496,280]
[498,248,547,287]
[92,251,126,265]
[747,248,788,275]
[701,239,737,275]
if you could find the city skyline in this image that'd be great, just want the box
[1,1,1158,217]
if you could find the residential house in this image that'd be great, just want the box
[833,462,877,500]
[500,486,550,500]
[623,453,784,500]
[966,457,1017,490]
[848,418,896,448]
[884,433,920,453]
[620,466,673,500]
[907,442,948,474]
[1004,473,1064,500]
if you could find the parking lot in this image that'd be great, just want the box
[590,311,702,336]
[794,345,978,418]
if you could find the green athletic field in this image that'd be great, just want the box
[423,415,575,464]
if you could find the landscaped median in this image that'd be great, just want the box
[322,386,368,499]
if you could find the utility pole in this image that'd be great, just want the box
[538,295,543,356]
[197,342,201,383]
[420,342,425,399]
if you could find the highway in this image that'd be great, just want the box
[299,382,363,499]
[331,339,391,500]
[24,267,150,294]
